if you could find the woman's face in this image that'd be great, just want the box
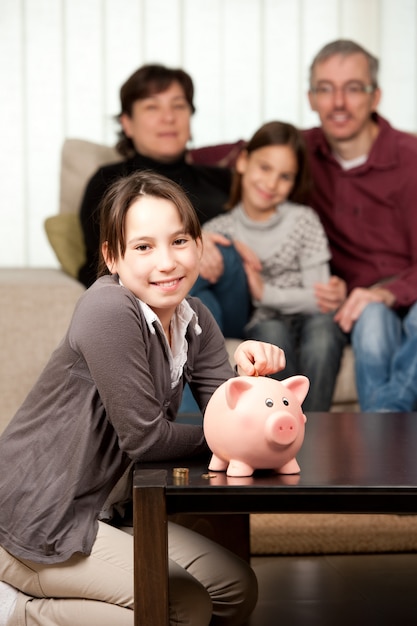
[105,196,202,331]
[120,81,192,163]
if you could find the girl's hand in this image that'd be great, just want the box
[234,340,286,377]
[314,275,347,312]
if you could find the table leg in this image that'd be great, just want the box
[133,469,168,626]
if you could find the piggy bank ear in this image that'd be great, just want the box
[225,377,254,410]
[280,375,310,405]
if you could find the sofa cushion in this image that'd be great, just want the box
[44,213,86,278]
[59,138,122,216]
[0,268,85,432]
[45,139,123,276]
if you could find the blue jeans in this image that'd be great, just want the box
[352,301,417,411]
[245,312,347,412]
[179,244,251,414]
[190,244,251,339]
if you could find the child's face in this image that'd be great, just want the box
[237,145,298,220]
[107,196,202,328]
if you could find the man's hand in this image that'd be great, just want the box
[234,340,286,377]
[315,275,347,313]
[233,240,262,272]
[199,232,231,283]
[334,286,396,333]
[243,263,264,301]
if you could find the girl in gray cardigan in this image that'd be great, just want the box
[0,171,284,626]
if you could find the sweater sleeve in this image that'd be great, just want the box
[69,284,208,462]
[260,262,330,314]
[257,209,331,315]
[202,212,236,238]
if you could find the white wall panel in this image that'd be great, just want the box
[64,0,104,141]
[142,0,182,65]
[25,0,64,266]
[221,0,263,142]
[300,0,340,126]
[0,1,26,266]
[379,0,417,131]
[1,0,417,268]
[183,0,224,145]
[340,0,380,51]
[263,0,303,126]
[103,0,144,145]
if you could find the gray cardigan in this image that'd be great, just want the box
[0,275,233,563]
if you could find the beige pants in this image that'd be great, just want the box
[0,521,257,626]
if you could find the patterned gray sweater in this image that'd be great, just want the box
[203,202,331,322]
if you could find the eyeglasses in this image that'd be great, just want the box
[310,81,376,98]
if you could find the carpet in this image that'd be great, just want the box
[250,513,417,555]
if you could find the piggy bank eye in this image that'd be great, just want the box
[282,397,289,406]
[265,398,274,407]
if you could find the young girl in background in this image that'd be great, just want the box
[203,121,347,411]
[0,171,284,626]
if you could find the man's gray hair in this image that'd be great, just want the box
[309,39,379,89]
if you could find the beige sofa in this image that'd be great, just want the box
[0,138,358,435]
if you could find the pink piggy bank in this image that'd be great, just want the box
[204,375,309,477]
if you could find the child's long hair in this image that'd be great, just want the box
[227,121,311,209]
[98,170,202,277]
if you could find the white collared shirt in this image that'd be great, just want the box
[138,298,202,388]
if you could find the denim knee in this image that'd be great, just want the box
[404,301,417,336]
[352,302,401,357]
[301,313,345,355]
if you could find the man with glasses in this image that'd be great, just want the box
[303,39,417,412]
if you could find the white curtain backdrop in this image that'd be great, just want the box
[1,0,416,267]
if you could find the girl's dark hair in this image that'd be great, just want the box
[98,170,202,277]
[116,64,196,158]
[227,121,311,209]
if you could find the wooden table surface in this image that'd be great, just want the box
[133,411,417,624]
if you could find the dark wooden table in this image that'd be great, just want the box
[133,411,417,625]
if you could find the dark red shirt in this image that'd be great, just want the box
[303,115,417,308]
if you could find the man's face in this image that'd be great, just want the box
[308,53,381,145]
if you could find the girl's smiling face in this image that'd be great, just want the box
[237,145,298,221]
[104,195,202,330]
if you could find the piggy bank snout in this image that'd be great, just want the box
[265,413,299,446]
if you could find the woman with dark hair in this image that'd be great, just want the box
[78,64,250,339]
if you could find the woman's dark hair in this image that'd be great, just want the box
[98,170,202,277]
[227,121,311,208]
[116,64,196,157]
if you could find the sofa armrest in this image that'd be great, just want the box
[0,268,85,433]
